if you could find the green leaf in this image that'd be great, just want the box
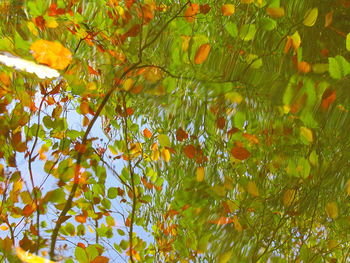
[239,24,256,41]
[260,17,277,31]
[75,247,88,263]
[225,22,238,38]
[107,187,118,199]
[328,56,350,79]
[158,134,171,147]
[303,8,318,27]
[346,33,350,51]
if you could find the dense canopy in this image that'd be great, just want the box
[0,0,350,262]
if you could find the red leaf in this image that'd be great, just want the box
[22,204,35,217]
[183,145,196,159]
[216,117,226,129]
[321,88,336,110]
[143,128,152,138]
[176,128,188,141]
[231,146,250,160]
[200,4,211,14]
[88,65,100,75]
[77,242,86,248]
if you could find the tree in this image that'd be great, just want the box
[0,0,350,262]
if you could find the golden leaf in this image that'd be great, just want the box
[247,181,259,197]
[30,40,72,70]
[196,167,205,182]
[325,202,338,219]
[303,8,318,27]
[194,43,211,64]
[16,247,55,263]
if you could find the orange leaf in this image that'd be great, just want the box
[183,145,196,159]
[325,11,333,27]
[184,3,199,22]
[23,204,35,217]
[231,146,250,160]
[80,101,90,115]
[266,7,285,18]
[91,256,109,263]
[143,128,152,138]
[30,40,72,70]
[75,214,87,223]
[88,65,100,75]
[221,4,235,16]
[243,133,259,144]
[209,217,233,225]
[176,127,188,141]
[298,61,311,73]
[194,43,211,64]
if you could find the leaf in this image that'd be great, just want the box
[221,4,235,16]
[225,22,238,38]
[290,31,301,51]
[158,134,171,147]
[183,145,196,159]
[300,127,313,143]
[75,214,87,224]
[325,202,338,219]
[266,7,285,18]
[347,33,350,51]
[225,91,243,104]
[218,251,232,263]
[209,217,233,225]
[283,189,296,207]
[184,3,199,22]
[231,146,250,160]
[194,43,211,64]
[247,181,259,197]
[176,127,188,141]
[196,167,205,182]
[328,56,350,79]
[239,24,256,41]
[347,179,350,196]
[16,247,55,263]
[298,61,311,73]
[91,256,109,263]
[161,148,170,162]
[200,4,211,14]
[0,225,8,231]
[303,8,318,27]
[321,88,336,110]
[324,11,333,27]
[143,128,152,138]
[30,39,72,70]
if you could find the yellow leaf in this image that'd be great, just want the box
[194,43,211,64]
[327,239,338,250]
[241,0,254,3]
[303,8,318,27]
[16,247,55,263]
[222,4,235,16]
[0,225,8,231]
[158,134,171,147]
[232,215,242,232]
[30,40,72,70]
[300,127,313,143]
[283,189,296,207]
[123,78,134,91]
[290,31,301,51]
[346,179,350,196]
[45,17,58,28]
[218,251,232,263]
[161,148,171,162]
[325,202,338,219]
[196,167,205,182]
[247,181,259,197]
[181,35,191,51]
[266,7,285,18]
[225,91,243,104]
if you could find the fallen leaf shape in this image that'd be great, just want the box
[30,40,72,70]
